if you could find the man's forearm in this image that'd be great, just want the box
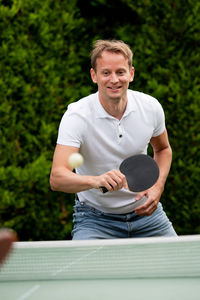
[154,146,172,189]
[50,168,95,193]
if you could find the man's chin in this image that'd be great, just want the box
[108,92,123,101]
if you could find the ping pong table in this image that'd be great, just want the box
[0,235,200,300]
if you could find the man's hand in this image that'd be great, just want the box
[95,169,128,192]
[134,183,164,216]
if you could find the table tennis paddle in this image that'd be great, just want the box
[100,154,159,194]
[0,229,16,265]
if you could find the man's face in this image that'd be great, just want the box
[91,50,134,103]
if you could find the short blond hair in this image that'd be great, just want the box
[91,40,133,71]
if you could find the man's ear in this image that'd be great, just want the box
[90,68,97,83]
[129,67,135,82]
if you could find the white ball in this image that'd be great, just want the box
[68,153,84,168]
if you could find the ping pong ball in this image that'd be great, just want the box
[68,153,84,168]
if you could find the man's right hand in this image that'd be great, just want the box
[94,169,128,192]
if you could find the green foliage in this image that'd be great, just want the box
[0,0,90,240]
[0,155,73,240]
[0,0,200,239]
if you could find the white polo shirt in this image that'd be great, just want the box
[57,89,165,214]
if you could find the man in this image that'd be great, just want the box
[50,40,177,239]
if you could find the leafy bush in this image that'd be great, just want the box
[0,0,90,240]
[0,0,199,240]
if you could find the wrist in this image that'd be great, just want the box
[155,180,165,193]
[85,175,98,189]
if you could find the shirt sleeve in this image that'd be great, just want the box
[57,106,87,147]
[152,100,166,137]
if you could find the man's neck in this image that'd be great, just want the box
[98,94,127,120]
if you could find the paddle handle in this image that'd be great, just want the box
[99,186,108,194]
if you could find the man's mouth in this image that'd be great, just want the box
[108,86,122,90]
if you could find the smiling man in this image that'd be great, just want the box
[90,48,134,120]
[50,40,177,239]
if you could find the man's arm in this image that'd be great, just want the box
[134,128,172,216]
[50,144,127,193]
[150,128,172,190]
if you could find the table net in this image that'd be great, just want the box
[0,235,200,281]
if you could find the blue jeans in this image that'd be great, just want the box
[72,200,177,240]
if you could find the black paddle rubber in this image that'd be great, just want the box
[100,154,159,194]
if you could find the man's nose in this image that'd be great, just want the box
[110,73,119,83]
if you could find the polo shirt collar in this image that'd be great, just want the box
[95,90,137,119]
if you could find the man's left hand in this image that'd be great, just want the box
[134,184,163,216]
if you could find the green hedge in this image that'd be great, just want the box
[0,0,200,240]
[0,0,90,240]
